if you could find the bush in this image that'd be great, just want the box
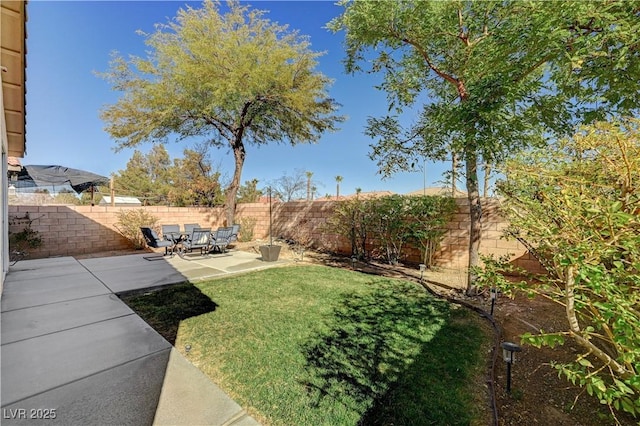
[327,194,456,265]
[9,213,43,261]
[495,119,640,418]
[115,209,160,249]
[325,196,372,259]
[237,216,257,242]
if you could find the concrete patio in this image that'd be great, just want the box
[1,250,289,425]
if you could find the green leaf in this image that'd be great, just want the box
[586,383,594,396]
[592,377,607,393]
[577,358,594,368]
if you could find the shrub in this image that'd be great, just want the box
[237,216,257,242]
[9,213,42,261]
[325,196,374,259]
[115,209,159,249]
[327,194,456,265]
[494,119,640,418]
[404,195,457,268]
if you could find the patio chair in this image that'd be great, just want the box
[179,227,212,257]
[211,226,234,253]
[140,227,176,258]
[184,223,201,234]
[229,224,241,244]
[162,224,182,245]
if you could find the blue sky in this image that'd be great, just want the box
[24,0,451,197]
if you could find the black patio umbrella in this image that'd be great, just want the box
[16,165,110,194]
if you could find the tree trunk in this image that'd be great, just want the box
[465,147,481,295]
[225,138,246,226]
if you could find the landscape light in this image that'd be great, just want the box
[351,255,357,269]
[185,344,192,354]
[419,264,426,281]
[490,287,497,316]
[501,341,522,393]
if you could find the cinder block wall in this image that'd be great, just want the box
[7,205,227,258]
[8,198,543,273]
[437,198,543,273]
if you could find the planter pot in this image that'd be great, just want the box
[259,245,281,262]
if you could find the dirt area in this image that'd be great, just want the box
[83,241,637,425]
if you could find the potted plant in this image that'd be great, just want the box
[260,187,281,261]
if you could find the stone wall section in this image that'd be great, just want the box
[8,198,543,273]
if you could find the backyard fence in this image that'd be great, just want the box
[7,198,543,273]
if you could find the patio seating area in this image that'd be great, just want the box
[146,224,241,259]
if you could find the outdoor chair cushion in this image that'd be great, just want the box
[179,227,212,257]
[211,226,234,253]
[141,227,175,256]
[162,224,181,242]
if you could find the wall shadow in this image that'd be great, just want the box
[120,283,218,345]
[301,280,485,425]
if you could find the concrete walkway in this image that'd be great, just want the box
[1,250,289,425]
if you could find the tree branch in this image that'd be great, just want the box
[400,35,468,99]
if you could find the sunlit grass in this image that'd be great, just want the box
[122,265,490,425]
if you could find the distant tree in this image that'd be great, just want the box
[100,0,343,225]
[169,146,223,207]
[113,145,172,205]
[237,178,262,203]
[80,186,108,205]
[146,144,172,203]
[53,188,80,205]
[306,171,314,201]
[330,1,640,293]
[271,169,307,202]
[114,150,154,204]
[335,175,343,199]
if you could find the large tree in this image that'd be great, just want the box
[100,0,343,224]
[329,0,640,293]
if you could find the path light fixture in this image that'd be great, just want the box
[185,344,192,354]
[351,255,357,269]
[419,264,426,282]
[490,287,497,316]
[501,341,522,393]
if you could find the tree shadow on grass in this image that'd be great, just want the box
[120,283,218,345]
[301,279,485,425]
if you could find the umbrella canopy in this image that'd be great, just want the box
[16,165,110,194]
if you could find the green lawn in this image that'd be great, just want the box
[122,265,490,425]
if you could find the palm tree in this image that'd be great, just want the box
[335,175,343,199]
